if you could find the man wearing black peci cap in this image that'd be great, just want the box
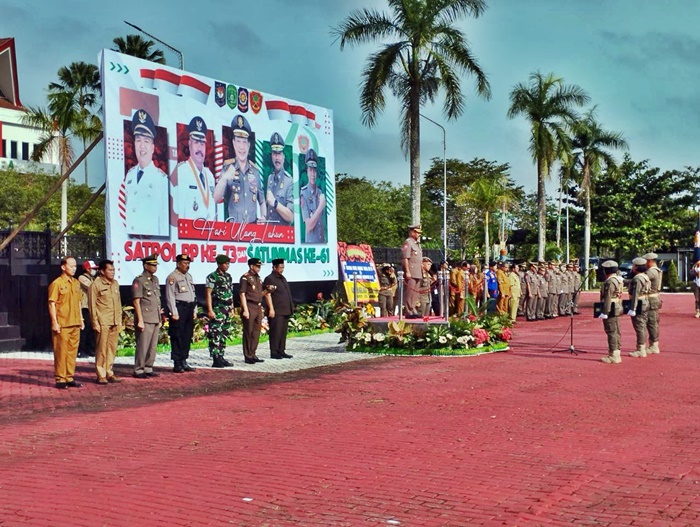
[263,258,294,359]
[165,254,197,373]
[240,258,271,364]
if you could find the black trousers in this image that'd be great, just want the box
[169,301,195,362]
[269,314,290,357]
[78,308,95,357]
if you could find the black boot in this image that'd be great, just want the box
[173,360,185,373]
[220,356,233,367]
[212,355,225,368]
[181,360,196,372]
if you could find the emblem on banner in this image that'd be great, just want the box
[238,87,249,113]
[250,91,263,114]
[298,134,310,154]
[215,82,226,107]
[227,85,237,109]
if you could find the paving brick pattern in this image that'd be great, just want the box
[1,292,699,526]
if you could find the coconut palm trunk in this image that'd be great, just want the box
[582,162,592,290]
[409,83,421,224]
[537,158,546,261]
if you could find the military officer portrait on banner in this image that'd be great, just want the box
[300,148,326,244]
[169,116,218,227]
[213,114,266,224]
[265,132,294,226]
[123,108,169,237]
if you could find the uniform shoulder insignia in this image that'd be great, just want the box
[300,184,308,191]
[169,278,175,285]
[242,272,250,277]
[249,160,259,171]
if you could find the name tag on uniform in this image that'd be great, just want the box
[189,185,198,189]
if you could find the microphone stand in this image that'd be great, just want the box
[553,267,596,355]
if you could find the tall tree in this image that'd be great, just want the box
[507,71,589,261]
[48,62,102,185]
[568,108,627,288]
[112,34,166,64]
[332,0,491,225]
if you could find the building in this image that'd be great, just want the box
[0,37,58,173]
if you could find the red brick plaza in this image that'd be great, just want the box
[1,292,698,526]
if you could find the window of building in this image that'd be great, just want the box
[1,139,5,158]
[10,141,17,159]
[21,142,29,161]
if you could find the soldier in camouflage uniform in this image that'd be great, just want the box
[205,254,235,368]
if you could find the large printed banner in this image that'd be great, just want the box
[338,242,380,303]
[99,49,337,283]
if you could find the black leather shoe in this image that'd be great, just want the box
[212,356,225,368]
[146,371,160,377]
[254,357,265,363]
[173,361,185,373]
[67,380,84,388]
[55,382,68,390]
[270,354,283,359]
[133,372,148,379]
[182,361,196,372]
[244,358,256,364]
[221,357,233,367]
[280,353,293,359]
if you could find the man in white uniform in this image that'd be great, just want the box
[124,109,169,237]
[170,116,217,227]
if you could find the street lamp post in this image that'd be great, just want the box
[124,21,184,69]
[420,114,447,261]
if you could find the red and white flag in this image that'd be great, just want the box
[140,68,155,89]
[265,100,291,121]
[178,75,211,105]
[153,69,181,95]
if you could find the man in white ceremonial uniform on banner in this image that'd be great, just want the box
[124,109,169,237]
[170,116,218,227]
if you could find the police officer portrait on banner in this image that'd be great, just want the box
[265,132,294,226]
[213,114,266,224]
[170,116,218,227]
[300,148,326,244]
[124,108,169,237]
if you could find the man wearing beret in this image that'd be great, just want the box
[213,114,266,224]
[401,224,423,318]
[263,258,294,359]
[166,254,197,373]
[132,255,162,379]
[170,116,218,226]
[300,148,326,243]
[599,260,624,364]
[265,132,294,226]
[206,254,235,367]
[627,257,652,357]
[643,252,663,354]
[124,108,169,237]
[240,258,271,364]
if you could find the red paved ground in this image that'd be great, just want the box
[1,292,699,526]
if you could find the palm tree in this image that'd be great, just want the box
[112,34,165,64]
[457,171,519,266]
[507,71,589,261]
[568,108,627,288]
[332,0,491,225]
[48,62,102,185]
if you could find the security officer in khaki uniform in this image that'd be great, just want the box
[265,132,294,225]
[572,261,582,314]
[300,148,326,243]
[496,262,511,315]
[536,265,548,320]
[132,255,162,378]
[378,264,397,317]
[263,258,295,359]
[89,259,122,384]
[508,263,522,323]
[48,257,83,389]
[214,114,265,224]
[165,254,197,373]
[240,258,271,364]
[524,263,539,321]
[599,260,624,364]
[401,224,423,318]
[545,262,558,319]
[418,257,433,317]
[643,252,663,354]
[627,257,652,358]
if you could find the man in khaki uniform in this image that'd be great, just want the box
[240,258,271,364]
[508,264,522,323]
[599,260,624,364]
[165,254,197,373]
[89,260,122,384]
[496,262,511,315]
[418,257,433,317]
[132,255,163,378]
[525,263,539,321]
[643,252,663,354]
[48,257,84,389]
[545,262,558,319]
[536,265,548,320]
[401,224,423,318]
[627,257,652,358]
[449,261,467,316]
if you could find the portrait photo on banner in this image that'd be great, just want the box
[298,147,327,244]
[261,131,295,230]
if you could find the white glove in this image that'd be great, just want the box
[627,310,636,317]
[598,313,608,320]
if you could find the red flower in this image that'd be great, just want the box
[468,314,476,321]
[499,328,512,342]
[317,292,324,300]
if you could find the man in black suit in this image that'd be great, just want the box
[263,258,294,359]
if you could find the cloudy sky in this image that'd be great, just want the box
[4,0,699,191]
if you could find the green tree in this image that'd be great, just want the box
[507,71,589,261]
[48,61,102,185]
[332,0,491,225]
[112,34,166,63]
[567,108,627,288]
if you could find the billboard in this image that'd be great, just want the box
[99,49,337,284]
